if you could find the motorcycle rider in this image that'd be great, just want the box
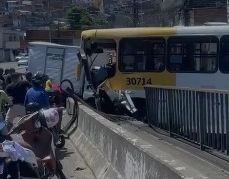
[7,107,63,178]
[24,72,49,109]
[45,77,63,133]
[25,72,64,134]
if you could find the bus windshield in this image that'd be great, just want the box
[84,39,117,68]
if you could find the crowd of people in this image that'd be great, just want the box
[0,68,63,132]
[0,68,64,177]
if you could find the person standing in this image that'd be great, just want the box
[5,68,15,87]
[0,68,5,90]
[43,75,52,92]
[50,80,63,133]
[5,73,32,128]
[0,89,12,135]
[4,69,9,76]
[25,71,32,84]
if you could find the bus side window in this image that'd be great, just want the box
[167,36,218,73]
[119,38,165,72]
[219,35,229,73]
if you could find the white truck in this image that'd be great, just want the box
[27,41,81,92]
[27,41,112,106]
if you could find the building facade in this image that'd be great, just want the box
[0,28,25,61]
[159,0,227,27]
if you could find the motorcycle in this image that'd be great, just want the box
[0,141,44,179]
[25,102,65,148]
[7,114,65,179]
[0,114,53,179]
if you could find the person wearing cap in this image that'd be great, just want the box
[24,72,49,109]
[8,107,64,176]
[5,73,32,129]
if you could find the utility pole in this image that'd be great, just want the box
[57,19,60,44]
[133,0,139,27]
[48,0,51,42]
[227,0,229,23]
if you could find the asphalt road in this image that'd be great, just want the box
[1,62,95,179]
[0,62,26,74]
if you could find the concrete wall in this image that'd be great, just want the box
[5,41,20,49]
[64,103,181,179]
[63,98,229,179]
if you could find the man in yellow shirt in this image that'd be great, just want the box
[43,75,52,92]
[0,90,13,135]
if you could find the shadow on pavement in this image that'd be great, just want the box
[56,147,75,161]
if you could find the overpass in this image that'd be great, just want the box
[62,85,229,179]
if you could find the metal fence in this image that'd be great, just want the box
[144,85,229,155]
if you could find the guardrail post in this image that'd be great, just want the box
[199,92,206,151]
[225,94,229,155]
[145,87,150,126]
[168,90,174,137]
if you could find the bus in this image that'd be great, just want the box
[78,25,229,117]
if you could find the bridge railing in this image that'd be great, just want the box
[144,85,229,155]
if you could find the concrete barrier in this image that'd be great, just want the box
[63,99,229,179]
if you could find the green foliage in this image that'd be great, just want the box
[107,14,115,23]
[92,15,110,28]
[66,5,110,30]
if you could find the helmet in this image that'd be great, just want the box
[25,102,41,114]
[32,71,45,86]
[37,108,59,129]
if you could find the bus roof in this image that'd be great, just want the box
[81,26,229,39]
[29,41,80,48]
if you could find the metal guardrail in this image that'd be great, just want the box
[144,85,229,155]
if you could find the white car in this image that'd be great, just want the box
[18,57,28,66]
[15,53,28,62]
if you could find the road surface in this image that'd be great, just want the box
[2,62,95,179]
[1,62,26,74]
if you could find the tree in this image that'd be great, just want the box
[92,14,110,28]
[66,5,110,30]
[106,14,116,27]
[67,6,93,30]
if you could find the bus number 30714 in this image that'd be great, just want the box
[126,78,152,86]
